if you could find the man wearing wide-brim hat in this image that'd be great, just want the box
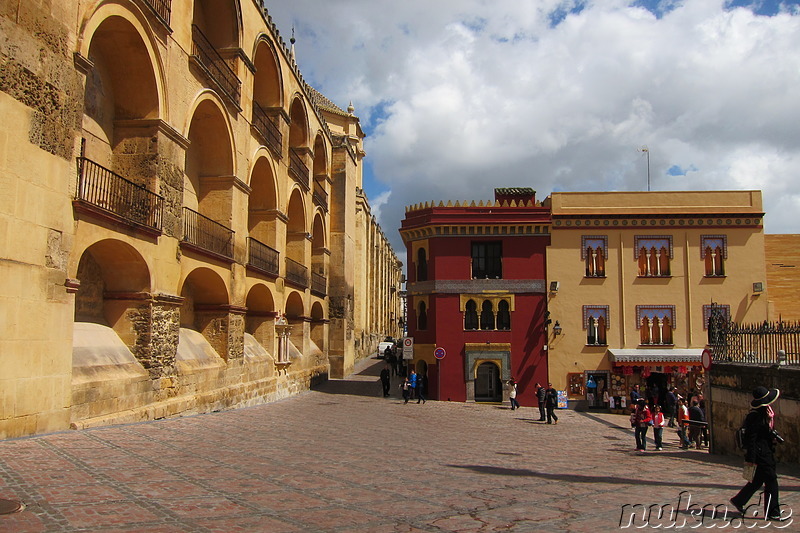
[729,386,787,522]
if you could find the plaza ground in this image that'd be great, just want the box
[1,358,798,532]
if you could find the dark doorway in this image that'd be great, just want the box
[475,362,502,402]
[646,372,669,407]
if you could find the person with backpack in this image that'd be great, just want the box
[535,383,547,421]
[730,386,787,522]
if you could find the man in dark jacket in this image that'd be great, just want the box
[730,386,786,522]
[545,383,558,424]
[535,383,547,421]
[665,387,678,427]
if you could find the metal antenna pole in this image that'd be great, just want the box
[640,146,650,191]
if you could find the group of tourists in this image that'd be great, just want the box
[379,344,427,404]
[503,380,560,424]
[628,383,708,452]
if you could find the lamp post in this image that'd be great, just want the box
[640,146,651,191]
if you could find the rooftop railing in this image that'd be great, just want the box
[75,157,163,232]
[247,237,279,277]
[252,102,282,157]
[191,25,241,106]
[285,257,309,288]
[182,207,234,260]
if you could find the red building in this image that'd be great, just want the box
[400,188,551,404]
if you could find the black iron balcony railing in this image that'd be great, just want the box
[289,148,310,190]
[182,207,234,259]
[247,237,279,277]
[312,185,328,211]
[311,272,327,297]
[75,157,163,232]
[252,102,282,157]
[144,0,171,25]
[285,257,309,288]
[191,25,241,106]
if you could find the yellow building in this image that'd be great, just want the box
[544,191,769,409]
[0,1,400,438]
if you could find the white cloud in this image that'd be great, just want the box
[266,1,800,251]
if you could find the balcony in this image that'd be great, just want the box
[143,0,171,25]
[312,185,328,211]
[311,272,327,297]
[289,148,310,190]
[252,102,282,158]
[247,237,279,277]
[285,257,309,289]
[74,157,163,234]
[182,207,234,260]
[191,25,241,107]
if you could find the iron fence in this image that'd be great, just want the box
[289,148,310,190]
[247,237,279,276]
[285,257,308,288]
[191,25,241,106]
[182,207,234,259]
[709,304,800,365]
[144,0,171,25]
[75,157,163,231]
[311,272,327,297]
[252,102,282,157]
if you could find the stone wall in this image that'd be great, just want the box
[709,362,800,463]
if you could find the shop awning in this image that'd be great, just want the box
[608,348,703,366]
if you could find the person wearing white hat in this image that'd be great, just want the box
[729,386,786,522]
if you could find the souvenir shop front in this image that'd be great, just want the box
[606,349,704,412]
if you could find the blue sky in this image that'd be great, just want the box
[267,1,800,254]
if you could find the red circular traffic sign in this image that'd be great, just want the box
[404,338,413,347]
[701,349,713,371]
[434,347,446,360]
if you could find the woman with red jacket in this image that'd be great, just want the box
[633,398,653,451]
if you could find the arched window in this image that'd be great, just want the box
[702,236,726,277]
[496,300,511,330]
[635,236,672,277]
[416,248,428,282]
[464,299,478,330]
[480,300,495,330]
[417,301,427,330]
[637,306,675,346]
[583,236,608,278]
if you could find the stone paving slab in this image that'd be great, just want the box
[1,357,798,532]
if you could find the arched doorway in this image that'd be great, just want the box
[475,362,502,402]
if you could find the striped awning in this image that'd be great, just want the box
[608,348,703,366]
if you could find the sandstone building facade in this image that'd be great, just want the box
[0,0,401,439]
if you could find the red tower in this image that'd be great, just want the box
[400,188,551,404]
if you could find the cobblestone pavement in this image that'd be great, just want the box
[1,358,799,532]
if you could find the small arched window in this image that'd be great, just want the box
[480,300,495,330]
[464,299,478,330]
[417,301,427,330]
[416,248,428,282]
[496,300,511,330]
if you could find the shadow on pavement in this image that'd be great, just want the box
[443,464,786,492]
[312,357,389,398]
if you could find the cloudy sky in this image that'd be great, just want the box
[266,0,800,253]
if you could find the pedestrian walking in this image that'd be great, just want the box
[665,386,678,427]
[632,398,652,451]
[416,373,427,404]
[388,350,398,376]
[545,383,558,424]
[688,399,705,449]
[730,386,787,522]
[629,384,642,405]
[536,383,547,421]
[408,368,417,401]
[676,397,691,449]
[400,377,410,404]
[380,363,391,397]
[653,405,665,450]
[508,379,520,410]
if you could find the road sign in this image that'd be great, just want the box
[402,337,414,360]
[701,349,713,371]
[434,347,446,360]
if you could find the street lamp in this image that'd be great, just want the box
[553,321,562,336]
[639,146,651,192]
